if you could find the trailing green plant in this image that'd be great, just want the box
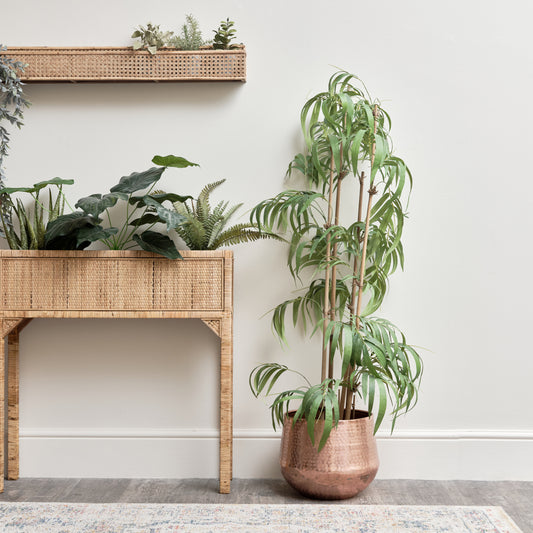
[171,14,208,51]
[172,178,281,250]
[132,23,175,55]
[0,45,31,235]
[250,71,422,451]
[44,155,196,259]
[0,178,73,249]
[212,18,239,50]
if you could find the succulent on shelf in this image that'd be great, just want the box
[212,18,239,50]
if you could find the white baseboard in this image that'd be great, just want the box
[19,428,533,480]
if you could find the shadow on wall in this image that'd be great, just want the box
[24,81,245,111]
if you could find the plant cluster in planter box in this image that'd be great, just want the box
[132,15,241,54]
[250,71,423,499]
[0,166,278,257]
[0,16,245,84]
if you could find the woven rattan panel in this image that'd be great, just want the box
[3,47,246,82]
[0,256,223,311]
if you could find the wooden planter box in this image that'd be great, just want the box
[2,47,246,82]
[0,250,234,493]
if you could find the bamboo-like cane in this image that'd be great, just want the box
[327,152,345,380]
[321,153,335,382]
[343,105,379,419]
[340,170,366,417]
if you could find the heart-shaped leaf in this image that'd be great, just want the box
[151,155,199,168]
[129,213,161,227]
[33,178,75,191]
[110,167,165,194]
[143,196,185,230]
[0,186,36,195]
[75,225,118,245]
[129,192,193,207]
[133,231,182,259]
[76,193,119,217]
[44,212,102,250]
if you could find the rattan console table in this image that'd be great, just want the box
[0,250,233,493]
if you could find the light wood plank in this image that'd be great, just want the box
[7,329,20,479]
[0,325,4,491]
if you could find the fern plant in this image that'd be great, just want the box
[172,179,279,250]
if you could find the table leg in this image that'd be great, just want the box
[219,315,233,494]
[7,330,19,480]
[0,330,5,492]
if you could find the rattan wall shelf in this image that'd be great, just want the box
[0,250,233,493]
[2,47,246,82]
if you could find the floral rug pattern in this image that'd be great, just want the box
[0,503,522,532]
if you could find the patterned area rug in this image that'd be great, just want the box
[0,503,522,532]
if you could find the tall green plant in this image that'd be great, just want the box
[0,45,30,235]
[250,72,422,450]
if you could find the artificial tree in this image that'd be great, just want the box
[250,71,422,450]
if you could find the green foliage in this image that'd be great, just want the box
[0,45,31,235]
[212,18,239,50]
[132,23,174,55]
[45,155,196,259]
[0,178,73,249]
[171,14,208,51]
[250,71,423,449]
[172,179,281,250]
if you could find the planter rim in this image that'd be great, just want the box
[285,409,372,424]
[2,46,246,54]
[0,249,232,259]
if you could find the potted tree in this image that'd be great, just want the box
[250,71,423,499]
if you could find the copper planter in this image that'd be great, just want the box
[280,410,379,499]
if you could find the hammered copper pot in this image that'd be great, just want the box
[280,410,379,499]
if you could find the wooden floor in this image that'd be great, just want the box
[0,479,531,532]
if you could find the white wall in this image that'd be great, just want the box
[2,0,532,480]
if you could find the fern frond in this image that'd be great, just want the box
[222,202,242,223]
[207,218,226,248]
[211,199,230,221]
[184,218,207,249]
[213,223,284,248]
[173,200,191,217]
[197,179,225,222]
[174,225,195,249]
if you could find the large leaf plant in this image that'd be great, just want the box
[250,72,422,451]
[45,155,195,259]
